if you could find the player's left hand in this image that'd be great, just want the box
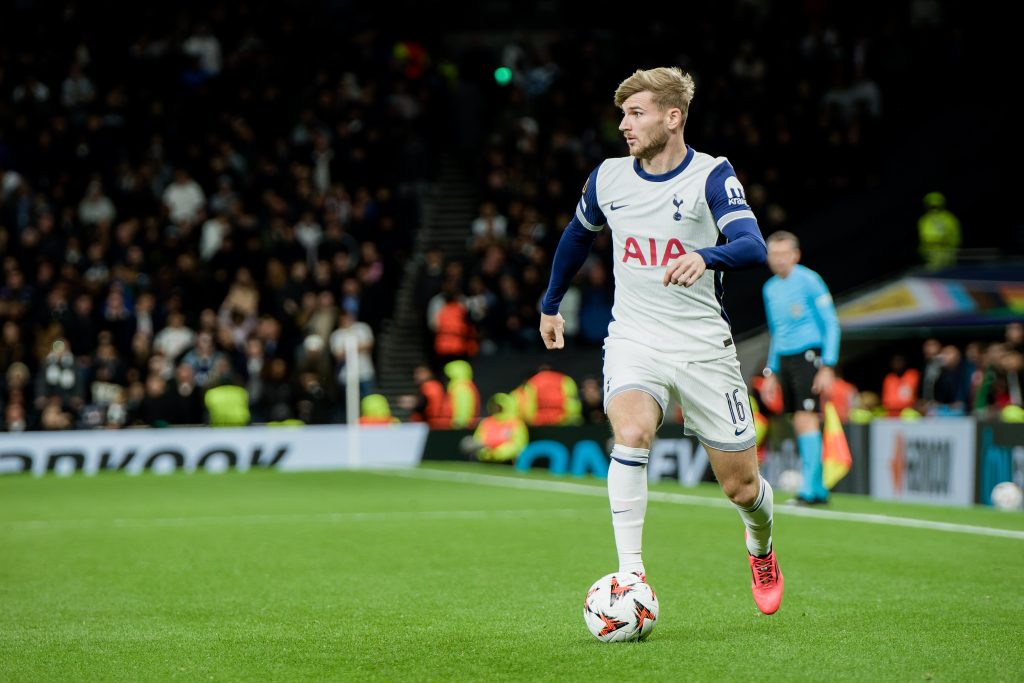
[812,366,835,395]
[663,253,707,288]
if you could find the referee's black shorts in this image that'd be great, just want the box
[778,348,823,413]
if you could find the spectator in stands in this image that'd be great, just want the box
[973,344,1007,414]
[823,367,858,423]
[329,310,376,398]
[204,375,251,427]
[303,291,339,344]
[1004,351,1024,408]
[40,400,73,431]
[443,360,480,429]
[168,362,204,425]
[579,377,606,425]
[134,291,158,341]
[359,394,398,425]
[100,286,136,356]
[61,61,96,112]
[917,192,961,269]
[221,267,260,319]
[1005,322,1024,355]
[0,320,29,371]
[2,362,33,429]
[162,168,206,228]
[400,364,448,428]
[183,23,223,77]
[465,393,528,463]
[294,335,337,423]
[3,402,29,432]
[90,333,126,392]
[963,341,984,406]
[518,364,582,426]
[78,180,116,227]
[34,339,85,417]
[919,338,943,407]
[470,201,509,252]
[152,311,195,364]
[181,332,228,388]
[432,287,478,371]
[930,345,967,415]
[135,373,175,427]
[254,358,295,423]
[882,353,919,416]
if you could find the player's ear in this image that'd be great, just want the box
[666,107,682,130]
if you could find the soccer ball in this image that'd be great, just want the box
[990,481,1023,511]
[777,469,803,493]
[582,572,659,642]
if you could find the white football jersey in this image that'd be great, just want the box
[576,146,757,361]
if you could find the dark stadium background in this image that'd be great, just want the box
[1,0,1019,427]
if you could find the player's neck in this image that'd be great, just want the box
[639,140,687,176]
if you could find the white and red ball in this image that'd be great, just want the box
[582,572,659,642]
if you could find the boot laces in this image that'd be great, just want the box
[752,555,777,586]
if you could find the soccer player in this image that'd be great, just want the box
[539,67,782,614]
[761,230,840,505]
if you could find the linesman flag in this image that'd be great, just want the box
[822,401,852,489]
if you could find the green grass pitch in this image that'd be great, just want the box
[2,462,1022,681]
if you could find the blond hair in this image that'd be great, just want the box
[614,67,696,125]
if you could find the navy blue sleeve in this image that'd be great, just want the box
[575,165,607,230]
[541,217,598,315]
[696,159,767,270]
[695,219,767,270]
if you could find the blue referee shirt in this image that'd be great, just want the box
[763,264,840,372]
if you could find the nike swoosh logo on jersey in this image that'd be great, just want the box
[609,202,629,210]
[734,425,749,437]
[612,509,632,514]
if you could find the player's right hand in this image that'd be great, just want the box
[539,313,565,350]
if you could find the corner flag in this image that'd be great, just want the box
[822,401,852,489]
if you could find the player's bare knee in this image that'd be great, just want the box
[721,474,759,507]
[613,422,655,450]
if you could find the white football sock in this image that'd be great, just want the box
[736,476,774,557]
[608,444,650,575]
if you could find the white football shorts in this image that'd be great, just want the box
[602,338,757,452]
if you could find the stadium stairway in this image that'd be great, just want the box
[376,155,476,416]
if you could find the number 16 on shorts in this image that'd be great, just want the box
[725,388,747,436]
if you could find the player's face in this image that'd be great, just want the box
[619,91,670,161]
[767,240,800,276]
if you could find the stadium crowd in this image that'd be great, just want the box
[0,3,443,430]
[1,1,1012,432]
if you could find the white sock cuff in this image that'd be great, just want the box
[738,476,769,513]
[611,444,650,465]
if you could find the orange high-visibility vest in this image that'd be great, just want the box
[882,369,919,415]
[422,379,451,429]
[435,302,477,357]
[824,378,858,423]
[752,375,784,415]
[527,370,568,426]
[359,416,395,425]
[478,416,519,449]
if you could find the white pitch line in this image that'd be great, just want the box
[378,467,1024,541]
[0,508,586,531]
